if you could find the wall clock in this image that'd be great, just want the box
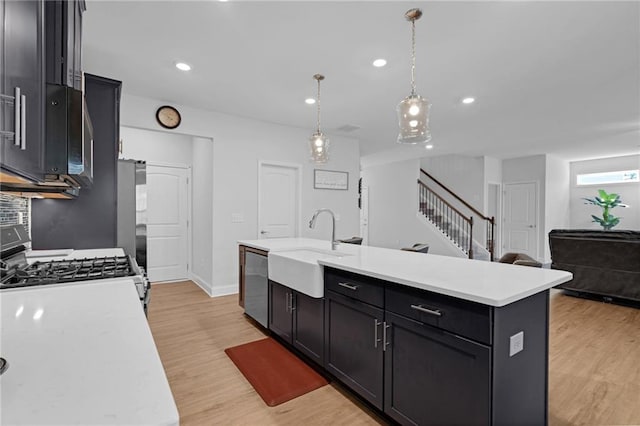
[155,105,181,129]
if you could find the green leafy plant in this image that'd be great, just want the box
[583,189,628,230]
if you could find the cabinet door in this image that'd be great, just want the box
[292,292,324,366]
[325,290,384,409]
[269,281,292,343]
[384,312,491,426]
[238,246,245,307]
[1,0,44,182]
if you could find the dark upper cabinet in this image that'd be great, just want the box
[45,0,85,89]
[268,280,324,365]
[1,0,45,182]
[384,311,491,426]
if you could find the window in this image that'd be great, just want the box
[576,170,639,186]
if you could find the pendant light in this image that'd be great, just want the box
[309,74,330,164]
[397,8,432,144]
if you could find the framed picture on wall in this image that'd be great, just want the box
[314,169,349,190]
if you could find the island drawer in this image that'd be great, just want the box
[325,268,385,308]
[385,284,492,345]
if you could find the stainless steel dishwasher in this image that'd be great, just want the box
[244,251,268,327]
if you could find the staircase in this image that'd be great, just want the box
[418,169,495,260]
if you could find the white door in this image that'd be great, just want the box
[360,185,369,245]
[502,182,538,260]
[146,164,189,282]
[258,163,299,239]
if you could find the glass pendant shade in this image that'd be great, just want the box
[309,131,330,164]
[397,94,431,144]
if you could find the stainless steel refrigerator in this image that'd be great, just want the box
[116,160,147,269]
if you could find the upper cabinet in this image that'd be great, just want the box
[45,0,85,89]
[1,0,85,185]
[0,0,46,183]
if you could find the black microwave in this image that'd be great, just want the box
[45,84,93,188]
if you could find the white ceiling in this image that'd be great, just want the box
[83,1,640,164]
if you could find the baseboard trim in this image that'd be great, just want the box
[190,272,213,296]
[211,284,238,298]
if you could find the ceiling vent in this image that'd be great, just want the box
[336,124,361,133]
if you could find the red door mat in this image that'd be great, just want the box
[224,337,328,406]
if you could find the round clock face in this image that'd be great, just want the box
[156,106,181,129]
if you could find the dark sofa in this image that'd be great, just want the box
[549,229,640,303]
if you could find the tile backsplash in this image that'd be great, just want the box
[0,193,30,235]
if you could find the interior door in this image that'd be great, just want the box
[503,182,538,259]
[258,162,299,239]
[146,164,189,282]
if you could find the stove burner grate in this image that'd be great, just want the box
[0,256,135,289]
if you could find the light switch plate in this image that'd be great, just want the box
[231,213,244,223]
[509,331,524,357]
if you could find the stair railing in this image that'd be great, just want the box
[419,168,495,260]
[418,181,474,258]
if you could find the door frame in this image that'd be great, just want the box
[257,160,302,239]
[501,180,540,261]
[146,160,193,283]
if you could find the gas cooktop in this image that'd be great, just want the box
[1,256,136,289]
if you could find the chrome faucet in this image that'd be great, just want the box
[309,208,339,250]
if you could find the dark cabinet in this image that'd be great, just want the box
[269,281,293,342]
[269,280,324,365]
[324,290,384,409]
[1,0,45,182]
[31,74,121,249]
[384,311,490,426]
[45,0,85,89]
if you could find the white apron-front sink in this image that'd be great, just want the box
[268,248,353,298]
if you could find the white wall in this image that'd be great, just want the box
[570,154,640,230]
[361,158,465,258]
[421,155,485,210]
[119,94,360,296]
[120,126,193,166]
[544,155,570,262]
[502,155,546,261]
[191,137,214,290]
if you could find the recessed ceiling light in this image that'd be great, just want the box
[175,62,192,71]
[218,0,229,2]
[425,144,434,150]
[462,97,475,104]
[305,98,316,105]
[373,59,387,67]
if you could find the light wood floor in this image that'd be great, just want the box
[148,282,640,425]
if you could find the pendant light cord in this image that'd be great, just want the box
[316,77,321,133]
[411,18,417,96]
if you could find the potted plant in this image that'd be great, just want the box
[583,189,628,230]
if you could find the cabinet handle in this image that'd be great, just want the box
[14,87,21,147]
[383,322,390,351]
[410,304,442,317]
[20,94,26,150]
[374,319,382,348]
[285,292,289,313]
[290,293,296,312]
[338,282,359,291]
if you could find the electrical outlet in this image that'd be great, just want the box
[231,213,244,223]
[335,213,341,221]
[509,331,524,357]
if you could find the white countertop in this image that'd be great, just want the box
[238,238,572,307]
[0,279,179,425]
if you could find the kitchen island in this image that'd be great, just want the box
[0,279,178,426]
[238,238,572,425]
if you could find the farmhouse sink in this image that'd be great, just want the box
[268,248,353,298]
